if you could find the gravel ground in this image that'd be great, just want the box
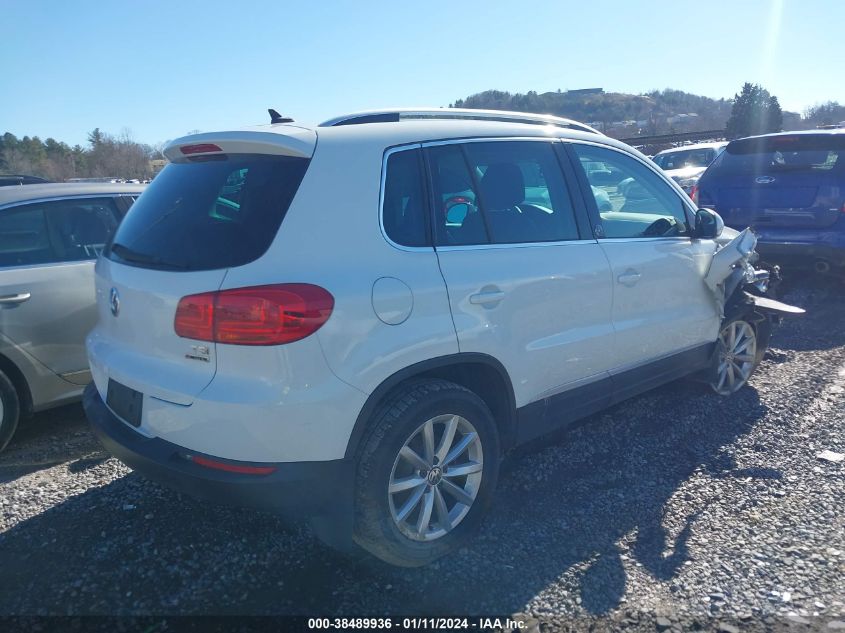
[0,275,843,631]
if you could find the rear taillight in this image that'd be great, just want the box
[174,284,334,346]
[689,185,699,205]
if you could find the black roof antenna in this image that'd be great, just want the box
[269,109,294,124]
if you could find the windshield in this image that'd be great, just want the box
[653,148,716,170]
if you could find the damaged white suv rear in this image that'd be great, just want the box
[83,108,802,567]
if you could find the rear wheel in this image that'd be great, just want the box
[0,370,20,452]
[710,318,760,395]
[353,379,500,567]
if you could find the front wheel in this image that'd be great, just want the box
[353,379,500,567]
[710,318,761,395]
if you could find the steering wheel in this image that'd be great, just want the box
[443,196,474,212]
[443,196,476,223]
[642,217,676,237]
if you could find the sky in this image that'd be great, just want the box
[2,0,844,148]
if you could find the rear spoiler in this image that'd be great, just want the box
[163,128,317,162]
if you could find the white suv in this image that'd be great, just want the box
[83,108,787,567]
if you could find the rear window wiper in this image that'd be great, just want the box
[110,243,191,271]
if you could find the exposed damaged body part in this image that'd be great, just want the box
[700,225,805,394]
[706,226,805,318]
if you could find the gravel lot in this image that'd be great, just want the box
[1,275,843,631]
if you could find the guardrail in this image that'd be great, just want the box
[619,130,726,146]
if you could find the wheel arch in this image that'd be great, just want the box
[0,351,33,418]
[345,353,518,460]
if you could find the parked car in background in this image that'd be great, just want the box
[696,130,845,275]
[0,174,51,187]
[79,108,803,568]
[0,183,144,451]
[651,141,727,195]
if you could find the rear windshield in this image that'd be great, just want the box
[719,135,845,174]
[107,154,309,271]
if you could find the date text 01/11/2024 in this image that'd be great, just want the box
[307,617,528,630]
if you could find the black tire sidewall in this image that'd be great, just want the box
[0,371,20,452]
[354,381,500,567]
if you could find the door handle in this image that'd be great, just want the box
[0,292,31,306]
[469,290,505,306]
[616,270,641,287]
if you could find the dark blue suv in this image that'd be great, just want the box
[696,130,845,275]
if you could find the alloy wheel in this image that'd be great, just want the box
[388,414,483,542]
[713,320,757,395]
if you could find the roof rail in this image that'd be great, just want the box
[319,108,601,135]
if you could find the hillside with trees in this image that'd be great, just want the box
[451,86,811,138]
[0,129,154,182]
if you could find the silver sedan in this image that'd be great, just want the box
[0,183,144,451]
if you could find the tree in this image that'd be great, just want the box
[804,101,845,127]
[87,128,105,148]
[1,128,154,180]
[725,83,783,139]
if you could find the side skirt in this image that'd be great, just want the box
[515,343,714,445]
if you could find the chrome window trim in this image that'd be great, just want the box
[0,260,94,272]
[420,136,561,148]
[596,236,691,244]
[436,239,597,252]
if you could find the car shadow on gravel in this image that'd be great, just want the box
[0,404,105,484]
[0,380,772,617]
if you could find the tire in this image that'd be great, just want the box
[709,316,763,396]
[353,379,500,567]
[0,370,21,453]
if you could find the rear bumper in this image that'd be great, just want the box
[739,227,845,268]
[754,241,845,268]
[83,383,354,522]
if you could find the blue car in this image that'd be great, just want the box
[696,129,845,275]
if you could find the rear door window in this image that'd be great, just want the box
[0,197,121,267]
[0,205,52,267]
[48,198,120,261]
[108,154,309,271]
[428,141,580,246]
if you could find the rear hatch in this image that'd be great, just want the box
[699,133,845,229]
[90,128,314,404]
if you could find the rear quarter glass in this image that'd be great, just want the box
[107,154,309,271]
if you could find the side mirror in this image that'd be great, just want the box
[694,208,724,239]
